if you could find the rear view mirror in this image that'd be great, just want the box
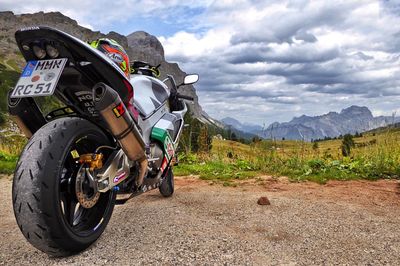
[183,74,199,85]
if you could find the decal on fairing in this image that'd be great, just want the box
[160,157,168,172]
[164,135,174,160]
[151,127,175,161]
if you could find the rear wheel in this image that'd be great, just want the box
[12,117,116,256]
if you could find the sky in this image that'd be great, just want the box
[2,0,400,126]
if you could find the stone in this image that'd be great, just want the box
[257,196,270,205]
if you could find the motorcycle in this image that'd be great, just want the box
[8,26,198,256]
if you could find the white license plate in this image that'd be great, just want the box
[10,58,68,98]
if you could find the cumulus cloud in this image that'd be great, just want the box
[2,0,400,124]
[160,0,400,124]
[0,0,212,31]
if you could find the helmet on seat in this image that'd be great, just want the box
[89,38,130,78]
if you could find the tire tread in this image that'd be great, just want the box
[12,117,115,256]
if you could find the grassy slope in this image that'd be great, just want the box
[175,129,400,184]
[0,52,63,175]
[0,151,18,174]
[0,61,20,114]
[0,54,24,174]
[2,124,399,179]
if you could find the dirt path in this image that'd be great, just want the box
[0,175,400,265]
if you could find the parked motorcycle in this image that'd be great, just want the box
[8,26,198,256]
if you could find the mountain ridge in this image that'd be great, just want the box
[221,117,263,133]
[222,105,399,141]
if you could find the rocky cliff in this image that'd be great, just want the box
[0,11,203,117]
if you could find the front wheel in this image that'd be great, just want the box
[159,167,174,197]
[12,117,116,256]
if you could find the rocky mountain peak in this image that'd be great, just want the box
[221,117,242,128]
[340,105,372,117]
[267,122,280,129]
[221,117,263,135]
[290,114,312,124]
[127,31,164,62]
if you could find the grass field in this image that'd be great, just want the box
[0,150,18,175]
[0,116,26,174]
[174,128,400,184]
[2,119,400,184]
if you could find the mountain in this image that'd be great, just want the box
[0,11,203,118]
[221,106,400,141]
[262,106,399,141]
[220,117,261,140]
[221,117,263,134]
[221,117,243,131]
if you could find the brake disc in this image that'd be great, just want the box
[75,166,100,209]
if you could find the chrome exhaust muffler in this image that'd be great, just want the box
[93,82,148,186]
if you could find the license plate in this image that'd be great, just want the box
[10,58,68,98]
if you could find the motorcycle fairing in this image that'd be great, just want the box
[130,74,170,118]
[150,104,186,163]
[151,126,175,161]
[153,113,181,142]
[136,102,169,144]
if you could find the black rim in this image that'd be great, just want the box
[58,132,114,237]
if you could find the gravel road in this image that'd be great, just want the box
[1,175,400,265]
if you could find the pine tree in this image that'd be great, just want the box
[231,132,237,141]
[312,142,319,150]
[341,134,355,156]
[198,124,211,153]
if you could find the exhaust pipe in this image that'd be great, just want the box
[7,92,46,138]
[93,82,148,186]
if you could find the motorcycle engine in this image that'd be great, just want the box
[148,142,164,175]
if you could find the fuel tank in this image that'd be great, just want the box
[130,74,170,118]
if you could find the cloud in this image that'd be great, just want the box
[159,0,400,125]
[294,31,318,43]
[3,0,400,125]
[0,0,212,33]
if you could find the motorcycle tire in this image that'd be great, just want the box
[12,117,116,256]
[159,167,174,197]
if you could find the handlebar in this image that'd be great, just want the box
[164,75,194,111]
